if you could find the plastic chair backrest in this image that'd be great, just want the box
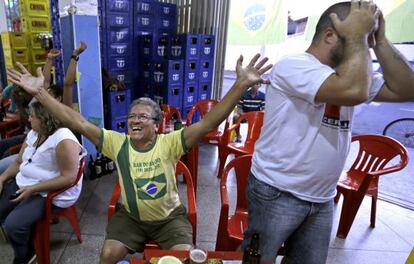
[221,154,252,212]
[350,135,408,175]
[48,156,86,199]
[185,99,219,125]
[159,104,182,134]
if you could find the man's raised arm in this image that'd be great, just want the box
[183,54,272,149]
[7,62,101,146]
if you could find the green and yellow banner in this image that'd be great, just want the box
[227,0,287,45]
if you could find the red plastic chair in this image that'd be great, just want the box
[215,155,285,255]
[33,156,86,264]
[215,154,252,251]
[5,126,23,138]
[185,99,227,144]
[107,160,197,247]
[335,135,408,238]
[158,104,182,134]
[185,100,230,183]
[217,111,263,178]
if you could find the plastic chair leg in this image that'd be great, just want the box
[336,193,365,239]
[217,150,229,178]
[34,219,50,264]
[63,207,82,243]
[370,193,377,228]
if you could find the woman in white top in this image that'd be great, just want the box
[0,101,84,264]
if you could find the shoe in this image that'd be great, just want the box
[235,136,242,143]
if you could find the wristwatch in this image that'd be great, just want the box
[71,54,79,61]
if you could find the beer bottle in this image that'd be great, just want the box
[243,233,261,264]
[94,153,103,178]
[107,157,115,173]
[88,155,97,180]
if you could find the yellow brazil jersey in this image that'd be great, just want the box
[98,128,189,221]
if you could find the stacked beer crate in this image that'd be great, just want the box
[168,33,215,120]
[20,0,51,73]
[135,1,181,108]
[98,0,134,133]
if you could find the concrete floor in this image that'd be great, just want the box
[1,142,413,264]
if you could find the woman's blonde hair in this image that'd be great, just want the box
[29,101,62,136]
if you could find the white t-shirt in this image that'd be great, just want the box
[16,128,85,208]
[251,52,384,203]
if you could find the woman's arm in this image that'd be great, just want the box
[43,49,61,89]
[11,139,80,202]
[0,142,27,194]
[63,42,87,107]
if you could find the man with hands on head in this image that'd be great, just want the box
[242,1,414,263]
[7,54,272,264]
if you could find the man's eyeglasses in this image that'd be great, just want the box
[127,114,157,122]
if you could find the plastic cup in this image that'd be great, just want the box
[158,255,182,264]
[189,247,207,264]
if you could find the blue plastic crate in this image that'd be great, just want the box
[106,89,131,118]
[137,60,152,83]
[135,82,153,99]
[137,33,170,60]
[107,43,132,57]
[107,27,132,43]
[170,34,200,60]
[152,83,182,108]
[156,2,177,18]
[134,14,155,31]
[200,34,215,59]
[198,59,213,83]
[151,60,184,87]
[105,0,131,13]
[108,56,131,72]
[155,17,177,34]
[110,70,134,86]
[198,82,212,101]
[135,0,156,14]
[108,116,128,133]
[106,12,132,27]
[182,82,198,108]
[184,59,199,84]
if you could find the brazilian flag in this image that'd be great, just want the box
[135,174,167,200]
[227,0,287,45]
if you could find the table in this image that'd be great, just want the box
[130,249,243,264]
[0,112,20,138]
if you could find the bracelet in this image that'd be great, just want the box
[71,54,79,61]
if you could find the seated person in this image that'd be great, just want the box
[0,42,86,174]
[7,53,272,264]
[232,83,265,142]
[0,101,85,264]
[0,84,18,113]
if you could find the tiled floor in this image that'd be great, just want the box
[1,143,413,264]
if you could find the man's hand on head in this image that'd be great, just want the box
[330,0,380,41]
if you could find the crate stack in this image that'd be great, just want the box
[50,0,64,85]
[1,32,30,71]
[98,0,134,133]
[135,1,181,109]
[19,0,51,74]
[168,33,215,120]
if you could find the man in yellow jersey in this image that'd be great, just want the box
[7,53,272,264]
